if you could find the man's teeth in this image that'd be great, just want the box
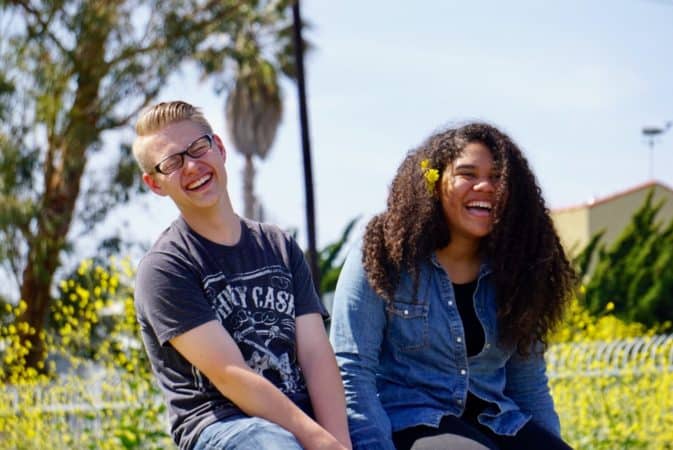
[187,174,211,190]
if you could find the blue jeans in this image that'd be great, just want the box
[193,415,303,450]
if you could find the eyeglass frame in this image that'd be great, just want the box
[153,134,214,175]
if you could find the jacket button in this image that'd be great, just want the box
[456,337,462,343]
[448,301,453,306]
[403,309,409,315]
[460,369,467,375]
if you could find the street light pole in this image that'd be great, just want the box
[641,121,672,180]
[292,0,320,292]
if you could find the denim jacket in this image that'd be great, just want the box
[329,241,560,450]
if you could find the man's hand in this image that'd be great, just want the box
[170,320,347,449]
[297,314,353,450]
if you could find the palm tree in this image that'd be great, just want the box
[225,46,283,220]
[222,0,321,286]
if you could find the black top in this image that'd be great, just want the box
[452,279,484,357]
[452,279,492,422]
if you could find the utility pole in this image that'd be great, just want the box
[292,0,320,292]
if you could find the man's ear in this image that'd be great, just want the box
[212,134,226,163]
[143,172,167,197]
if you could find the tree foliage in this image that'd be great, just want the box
[318,216,359,295]
[0,258,172,448]
[579,190,673,327]
[221,4,307,220]
[0,0,295,370]
[226,58,283,219]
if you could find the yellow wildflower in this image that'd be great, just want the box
[420,159,440,194]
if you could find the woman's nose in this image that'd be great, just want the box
[474,178,495,192]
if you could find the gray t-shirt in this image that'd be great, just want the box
[135,217,327,450]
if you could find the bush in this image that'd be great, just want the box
[579,190,673,327]
[0,258,171,449]
[550,296,673,449]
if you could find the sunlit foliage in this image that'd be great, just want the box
[1,264,671,449]
[550,295,672,449]
[0,258,170,449]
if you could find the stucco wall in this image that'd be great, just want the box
[552,207,590,256]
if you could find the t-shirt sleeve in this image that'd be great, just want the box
[135,250,217,346]
[287,235,328,319]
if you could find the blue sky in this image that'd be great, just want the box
[123,0,673,251]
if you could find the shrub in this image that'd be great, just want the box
[0,258,171,449]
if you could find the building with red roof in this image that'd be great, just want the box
[551,181,673,256]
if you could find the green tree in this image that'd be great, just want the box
[226,51,283,220]
[0,0,295,371]
[289,217,359,297]
[318,217,359,295]
[208,0,301,220]
[580,190,673,326]
[572,230,605,281]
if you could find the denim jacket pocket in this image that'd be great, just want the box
[385,301,429,352]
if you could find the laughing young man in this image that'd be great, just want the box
[132,101,351,450]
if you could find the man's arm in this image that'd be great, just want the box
[170,320,346,450]
[296,313,352,449]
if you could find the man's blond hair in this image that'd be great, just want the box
[132,101,213,172]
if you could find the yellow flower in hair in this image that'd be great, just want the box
[420,159,439,194]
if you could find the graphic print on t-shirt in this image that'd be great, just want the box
[202,265,305,395]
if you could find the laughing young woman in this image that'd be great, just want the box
[330,123,576,450]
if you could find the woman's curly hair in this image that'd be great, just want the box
[363,122,576,354]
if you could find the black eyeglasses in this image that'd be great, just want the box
[153,134,213,175]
